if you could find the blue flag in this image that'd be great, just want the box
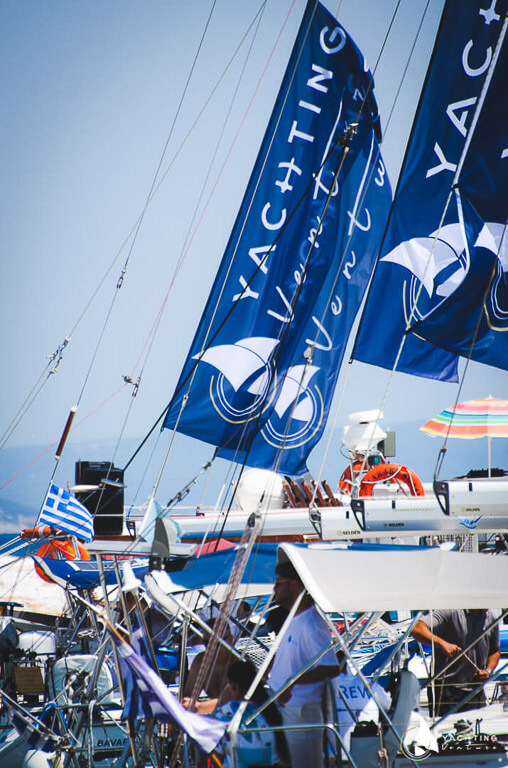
[116,630,226,753]
[353,0,508,381]
[414,15,508,368]
[40,483,94,542]
[121,616,158,722]
[4,697,59,752]
[164,0,391,475]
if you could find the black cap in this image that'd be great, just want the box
[275,560,302,582]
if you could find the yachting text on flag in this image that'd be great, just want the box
[40,484,94,542]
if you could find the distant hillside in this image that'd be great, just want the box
[0,435,222,520]
[0,496,38,532]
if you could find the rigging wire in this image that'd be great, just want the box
[251,0,408,497]
[1,2,266,504]
[155,0,406,514]
[306,0,428,495]
[0,337,70,452]
[198,4,377,541]
[50,0,226,523]
[120,0,220,280]
[81,0,223,514]
[207,0,457,520]
[68,1,272,487]
[1,0,262,455]
[75,0,222,422]
[171,1,269,297]
[157,0,331,540]
[432,215,508,482]
[0,5,283,549]
[275,0,441,494]
[131,0,406,535]
[123,0,297,482]
[120,1,270,511]
[1,0,438,560]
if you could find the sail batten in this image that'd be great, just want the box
[163,0,391,475]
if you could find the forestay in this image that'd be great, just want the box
[278,543,508,611]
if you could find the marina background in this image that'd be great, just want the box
[1,0,506,531]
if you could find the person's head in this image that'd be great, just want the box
[236,600,251,621]
[227,659,289,764]
[226,659,257,700]
[273,560,304,610]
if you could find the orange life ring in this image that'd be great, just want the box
[34,539,90,583]
[21,525,60,539]
[338,461,365,494]
[358,463,424,498]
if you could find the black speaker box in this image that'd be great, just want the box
[75,461,124,536]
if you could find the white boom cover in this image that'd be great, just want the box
[278,544,508,611]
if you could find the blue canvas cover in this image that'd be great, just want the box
[157,543,279,592]
[31,556,148,589]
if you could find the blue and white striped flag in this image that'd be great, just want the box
[40,484,94,542]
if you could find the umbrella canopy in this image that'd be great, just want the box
[421,395,508,474]
[421,396,508,439]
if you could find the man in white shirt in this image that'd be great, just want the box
[269,560,340,768]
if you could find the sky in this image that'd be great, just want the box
[0,0,506,517]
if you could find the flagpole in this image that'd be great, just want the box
[54,405,78,460]
[35,406,78,528]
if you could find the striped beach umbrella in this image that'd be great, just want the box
[421,396,508,474]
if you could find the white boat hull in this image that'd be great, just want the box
[164,478,508,542]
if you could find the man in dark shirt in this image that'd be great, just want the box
[411,609,500,716]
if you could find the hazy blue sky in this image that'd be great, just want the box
[1,0,506,513]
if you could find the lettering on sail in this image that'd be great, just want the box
[346,134,378,238]
[306,317,332,351]
[231,23,347,324]
[343,252,357,280]
[426,6,500,178]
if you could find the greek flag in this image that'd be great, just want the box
[40,484,94,542]
[116,631,226,753]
